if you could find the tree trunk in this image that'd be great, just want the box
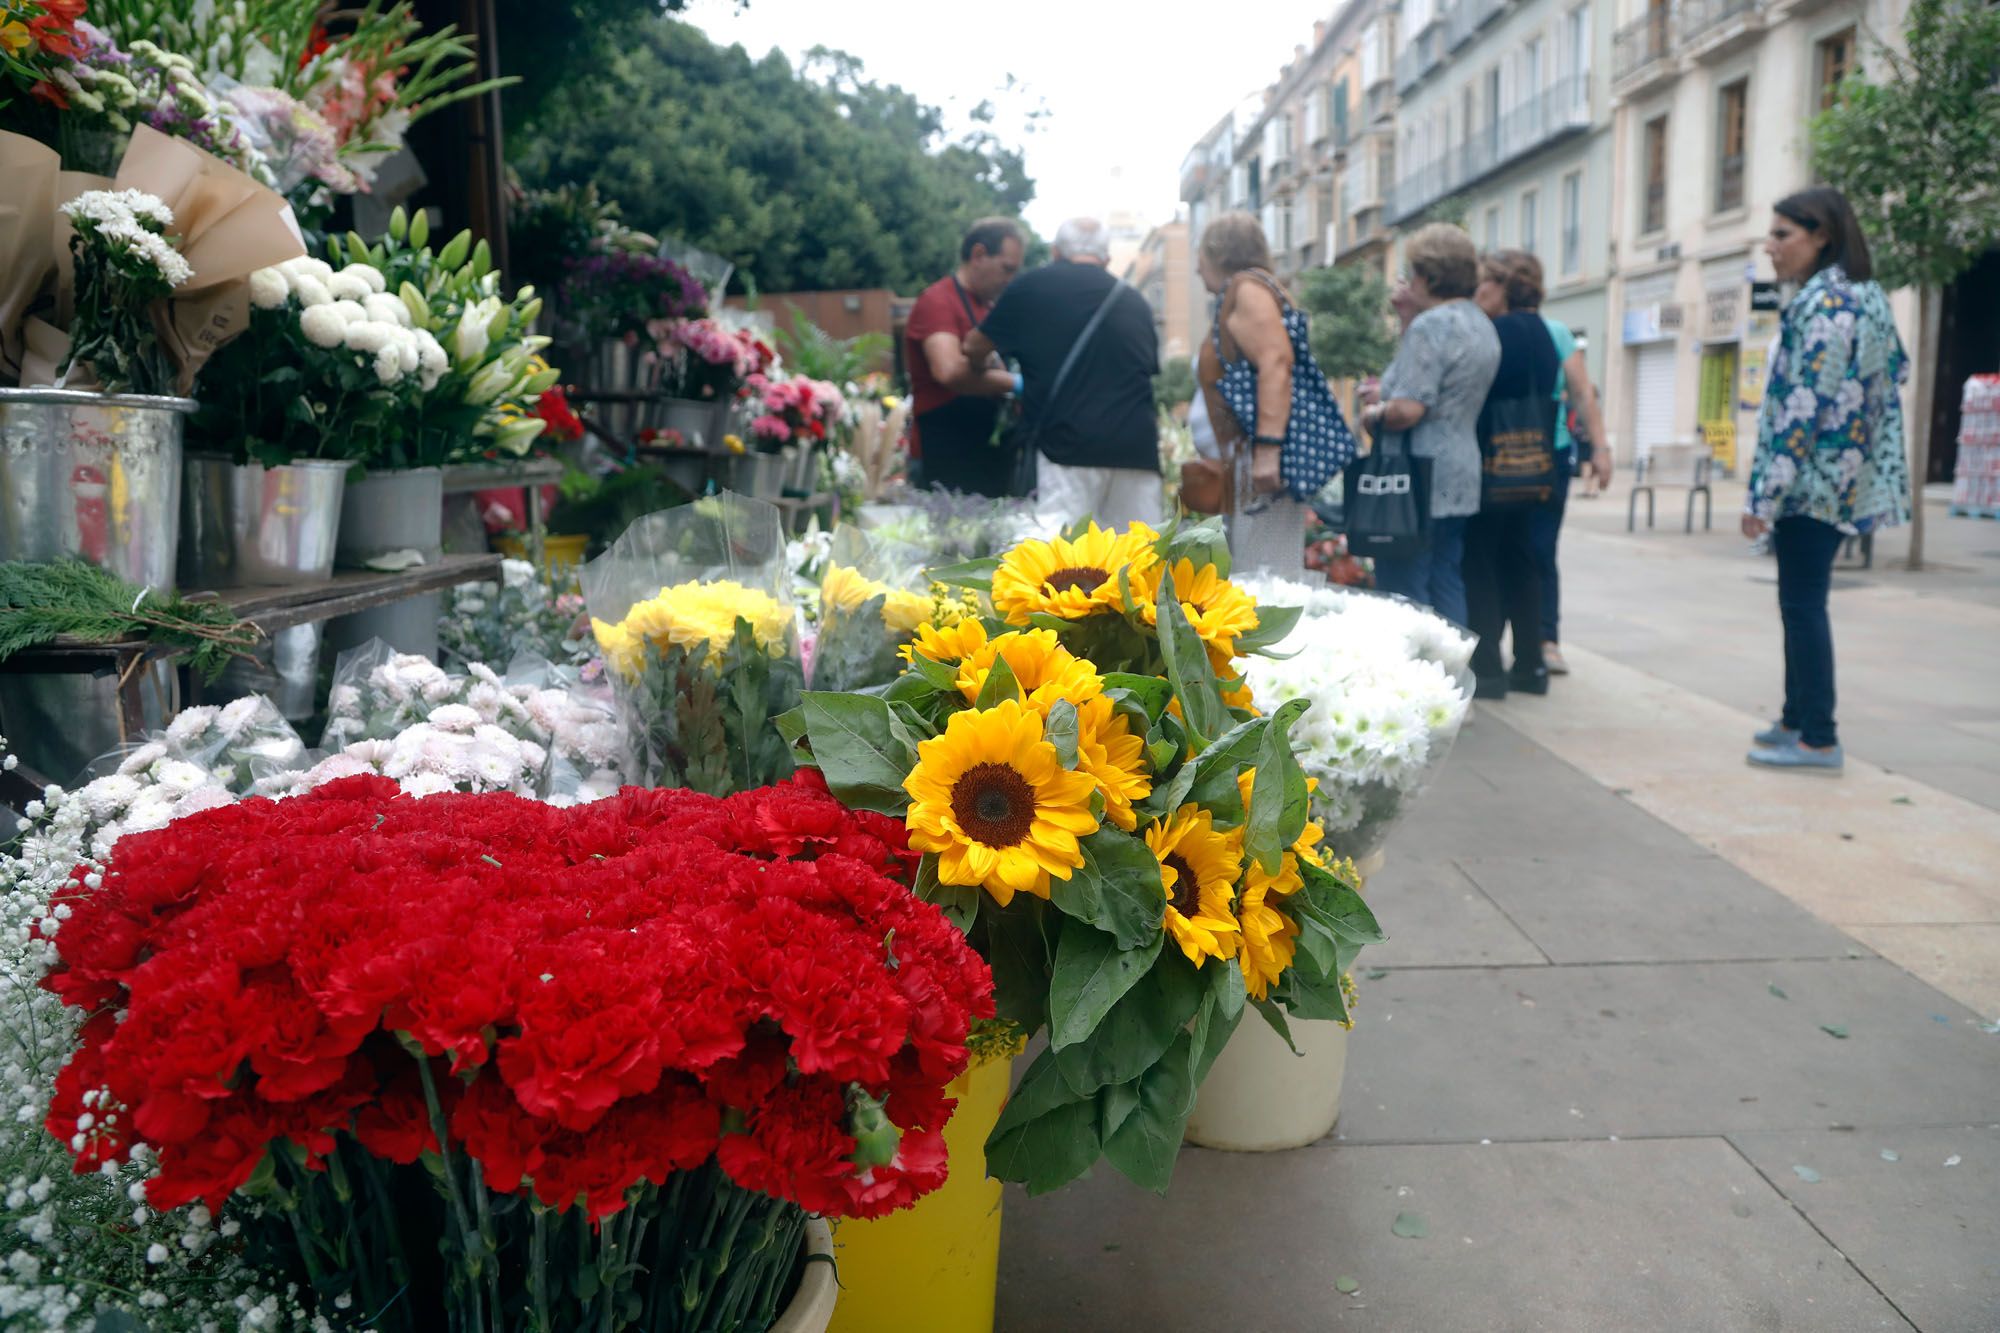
[1906,283,1942,571]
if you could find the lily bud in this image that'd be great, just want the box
[408,207,430,252]
[435,231,471,273]
[387,205,407,243]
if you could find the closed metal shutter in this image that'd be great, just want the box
[1632,341,1679,456]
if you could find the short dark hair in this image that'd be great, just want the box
[1773,187,1873,282]
[961,217,1023,262]
[1480,248,1545,311]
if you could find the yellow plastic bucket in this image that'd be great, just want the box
[494,532,590,581]
[827,1054,1012,1333]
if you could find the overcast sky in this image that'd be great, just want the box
[685,0,1338,238]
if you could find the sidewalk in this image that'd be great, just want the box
[995,717,2000,1332]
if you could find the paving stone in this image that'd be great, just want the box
[1452,853,1859,964]
[1336,960,2000,1144]
[1359,855,1547,969]
[997,1138,1909,1332]
[1729,1125,2000,1333]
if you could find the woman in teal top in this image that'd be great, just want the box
[1742,187,1910,774]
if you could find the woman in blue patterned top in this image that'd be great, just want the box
[1743,187,1910,774]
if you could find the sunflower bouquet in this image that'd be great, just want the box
[811,526,975,693]
[581,495,804,795]
[785,518,1385,1197]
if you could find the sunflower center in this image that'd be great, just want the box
[951,763,1037,848]
[1165,853,1200,917]
[1044,566,1109,596]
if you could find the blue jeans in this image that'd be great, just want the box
[1530,461,1572,643]
[1774,516,1844,748]
[1370,515,1468,627]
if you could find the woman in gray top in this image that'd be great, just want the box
[1357,223,1500,627]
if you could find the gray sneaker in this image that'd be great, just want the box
[1747,742,1843,774]
[1752,722,1800,747]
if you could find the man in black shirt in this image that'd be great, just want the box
[964,217,1163,529]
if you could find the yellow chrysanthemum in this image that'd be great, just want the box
[955,629,1104,713]
[1139,559,1261,663]
[991,522,1160,624]
[904,700,1102,906]
[1144,805,1242,966]
[1075,694,1151,831]
[591,579,791,679]
[1237,875,1301,1001]
[822,564,932,634]
[880,589,934,633]
[901,617,990,666]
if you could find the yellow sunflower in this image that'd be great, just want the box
[1144,805,1243,966]
[1237,875,1301,1002]
[954,629,1103,713]
[991,522,1159,625]
[1075,694,1151,831]
[901,616,989,666]
[904,699,1101,906]
[1138,559,1261,663]
[591,579,791,679]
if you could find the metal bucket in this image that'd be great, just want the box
[0,388,190,781]
[727,450,789,499]
[653,396,728,449]
[0,386,192,587]
[330,467,444,659]
[180,456,349,588]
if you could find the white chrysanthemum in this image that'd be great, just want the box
[363,292,408,326]
[76,773,143,818]
[341,263,387,294]
[500,559,535,590]
[291,272,333,308]
[342,738,395,766]
[399,772,455,798]
[164,706,218,746]
[427,704,482,734]
[298,303,347,348]
[151,760,209,795]
[342,319,393,354]
[248,266,288,310]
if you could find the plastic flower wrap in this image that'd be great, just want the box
[41,774,993,1331]
[787,517,1384,1198]
[440,556,591,670]
[810,525,969,693]
[1235,576,1475,863]
[581,494,804,795]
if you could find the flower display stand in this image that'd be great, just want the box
[1183,1014,1349,1152]
[825,1053,1012,1333]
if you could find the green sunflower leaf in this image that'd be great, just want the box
[1102,672,1173,719]
[1053,949,1204,1096]
[1275,970,1351,1024]
[1101,1029,1199,1193]
[1045,698,1081,768]
[986,1050,1102,1195]
[1246,698,1311,875]
[1252,997,1299,1053]
[1155,515,1232,580]
[1074,829,1167,949]
[973,653,1023,710]
[794,691,918,816]
[1298,859,1386,945]
[1047,917,1165,1053]
[1190,958,1248,1085]
[913,855,978,934]
[1154,564,1225,745]
[1234,603,1304,656]
[902,652,960,693]
[982,898,1054,1033]
[925,555,1000,593]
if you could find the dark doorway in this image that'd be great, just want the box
[1930,247,2000,483]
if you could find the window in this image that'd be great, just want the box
[1521,188,1540,255]
[1564,4,1591,83]
[1561,171,1583,276]
[1524,35,1546,94]
[1484,205,1501,251]
[1715,79,1747,213]
[1641,114,1668,234]
[1816,28,1855,111]
[1332,79,1351,145]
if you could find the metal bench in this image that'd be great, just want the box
[1627,441,1714,533]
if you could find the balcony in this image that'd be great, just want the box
[1386,75,1595,223]
[1364,84,1393,126]
[1612,8,1680,96]
[1179,160,1216,204]
[1678,0,1764,59]
[1444,0,1507,52]
[1394,27,1443,93]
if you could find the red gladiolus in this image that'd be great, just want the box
[43,773,993,1220]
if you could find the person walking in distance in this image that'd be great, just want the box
[964,217,1163,529]
[1356,224,1500,626]
[1743,187,1910,774]
[904,217,1026,495]
[1472,250,1612,676]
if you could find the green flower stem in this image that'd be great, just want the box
[415,1057,486,1333]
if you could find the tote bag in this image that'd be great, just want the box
[1214,273,1360,500]
[1476,392,1558,506]
[1342,432,1431,561]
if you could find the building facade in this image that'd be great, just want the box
[1602,0,1911,472]
[1386,0,1619,410]
[1126,221,1194,364]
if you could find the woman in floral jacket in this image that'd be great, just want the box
[1742,187,1909,774]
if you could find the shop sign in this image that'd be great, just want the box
[1702,284,1743,341]
[1621,302,1684,344]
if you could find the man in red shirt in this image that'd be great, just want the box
[904,217,1025,495]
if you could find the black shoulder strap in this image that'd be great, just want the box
[951,276,980,326]
[1044,278,1127,415]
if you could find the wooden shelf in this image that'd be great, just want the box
[441,459,565,495]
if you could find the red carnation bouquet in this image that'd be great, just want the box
[43,772,991,1332]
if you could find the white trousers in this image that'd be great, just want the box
[1035,457,1165,532]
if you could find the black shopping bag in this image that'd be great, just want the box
[1342,432,1430,561]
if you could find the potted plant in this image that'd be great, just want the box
[738,371,845,499]
[650,316,774,450]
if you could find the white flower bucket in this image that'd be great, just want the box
[771,1218,838,1333]
[1184,1012,1349,1152]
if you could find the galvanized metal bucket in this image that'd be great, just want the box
[0,388,191,781]
[180,456,350,588]
[654,396,728,449]
[0,386,193,587]
[329,466,445,659]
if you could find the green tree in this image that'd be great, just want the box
[511,20,1036,295]
[1296,264,1397,382]
[1810,0,2000,569]
[1154,355,1196,411]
